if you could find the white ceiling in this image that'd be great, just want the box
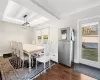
[32,0,100,18]
[0,0,100,26]
[2,0,49,26]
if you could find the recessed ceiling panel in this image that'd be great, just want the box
[2,0,49,26]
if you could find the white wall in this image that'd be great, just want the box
[0,21,33,56]
[32,24,58,62]
[32,5,100,63]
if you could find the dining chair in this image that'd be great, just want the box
[10,41,16,64]
[10,41,20,68]
[14,41,21,68]
[36,43,51,72]
[10,41,14,54]
[15,41,20,57]
[18,42,29,69]
[10,41,17,55]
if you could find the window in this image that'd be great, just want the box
[42,28,49,44]
[36,28,49,45]
[36,30,42,45]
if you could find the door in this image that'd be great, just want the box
[64,41,71,66]
[79,17,100,68]
[58,41,64,63]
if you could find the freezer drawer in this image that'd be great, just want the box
[58,41,73,67]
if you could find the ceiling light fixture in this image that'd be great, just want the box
[22,14,30,29]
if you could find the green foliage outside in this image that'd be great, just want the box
[82,48,98,61]
[43,35,48,39]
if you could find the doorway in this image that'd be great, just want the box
[78,17,100,68]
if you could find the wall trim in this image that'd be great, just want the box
[77,15,100,22]
[61,4,100,18]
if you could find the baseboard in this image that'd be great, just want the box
[74,59,79,63]
[51,60,58,64]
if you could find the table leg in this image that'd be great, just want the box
[29,54,31,72]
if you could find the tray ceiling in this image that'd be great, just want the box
[2,0,49,26]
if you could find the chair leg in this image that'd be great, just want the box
[22,60,24,69]
[17,57,19,68]
[20,58,22,68]
[17,58,19,68]
[44,63,46,72]
[16,56,18,68]
[36,60,37,69]
[32,57,33,67]
[18,54,20,68]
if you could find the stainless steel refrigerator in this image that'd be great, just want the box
[58,27,74,67]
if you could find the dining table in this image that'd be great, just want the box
[23,44,44,72]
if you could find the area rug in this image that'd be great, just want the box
[9,57,55,80]
[9,56,35,69]
[74,63,100,80]
[0,57,55,80]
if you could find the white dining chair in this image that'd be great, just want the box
[10,41,20,68]
[18,42,29,69]
[10,41,16,63]
[36,43,51,72]
[15,41,20,57]
[10,41,17,55]
[14,41,21,68]
[10,41,14,54]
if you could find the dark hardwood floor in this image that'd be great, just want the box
[34,64,95,80]
[0,72,2,80]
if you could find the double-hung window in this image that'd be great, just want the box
[36,28,49,45]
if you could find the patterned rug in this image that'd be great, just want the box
[0,57,55,80]
[9,56,36,69]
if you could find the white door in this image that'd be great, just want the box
[79,17,100,68]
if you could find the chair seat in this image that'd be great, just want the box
[20,53,29,61]
[24,55,29,60]
[36,55,51,63]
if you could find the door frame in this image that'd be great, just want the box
[77,16,100,68]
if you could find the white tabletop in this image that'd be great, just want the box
[23,44,44,53]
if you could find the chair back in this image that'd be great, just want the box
[18,42,24,60]
[44,43,50,56]
[10,41,14,53]
[12,41,17,54]
[14,41,20,57]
